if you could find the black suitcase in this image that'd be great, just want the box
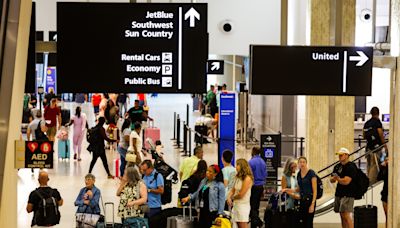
[354,205,377,228]
[354,186,378,228]
[264,192,297,228]
[61,109,70,126]
[194,125,208,144]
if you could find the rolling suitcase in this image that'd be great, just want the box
[113,158,120,178]
[167,203,194,228]
[264,192,296,228]
[58,139,70,159]
[354,188,377,228]
[61,109,70,126]
[144,121,160,149]
[104,202,122,228]
[194,124,208,144]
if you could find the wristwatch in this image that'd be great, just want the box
[148,189,151,193]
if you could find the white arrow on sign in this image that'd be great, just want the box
[266,136,272,141]
[184,7,200,28]
[211,62,220,71]
[349,51,369,66]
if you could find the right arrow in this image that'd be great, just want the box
[184,7,200,28]
[349,51,369,66]
[211,62,220,71]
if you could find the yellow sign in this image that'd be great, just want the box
[15,140,25,169]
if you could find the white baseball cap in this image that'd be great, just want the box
[336,147,350,155]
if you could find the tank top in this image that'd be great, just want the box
[233,177,251,205]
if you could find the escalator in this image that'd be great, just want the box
[314,143,387,217]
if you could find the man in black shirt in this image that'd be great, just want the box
[363,107,387,184]
[27,171,63,227]
[126,99,144,126]
[331,148,357,228]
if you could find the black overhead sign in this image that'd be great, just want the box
[207,60,224,75]
[57,3,208,93]
[250,45,373,96]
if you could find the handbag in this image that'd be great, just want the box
[76,213,103,228]
[126,152,137,163]
[123,217,149,228]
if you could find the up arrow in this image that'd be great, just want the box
[349,51,369,66]
[184,7,200,28]
[211,62,220,71]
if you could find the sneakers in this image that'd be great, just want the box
[74,154,77,160]
[107,175,114,179]
[78,158,82,162]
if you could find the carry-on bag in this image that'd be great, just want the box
[354,187,377,228]
[61,109,70,126]
[113,158,120,178]
[58,139,70,159]
[104,202,123,228]
[143,120,160,150]
[166,203,194,228]
[265,192,296,228]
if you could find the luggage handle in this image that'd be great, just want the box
[148,119,155,128]
[104,202,115,225]
[183,202,192,221]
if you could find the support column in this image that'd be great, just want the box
[0,0,32,227]
[307,0,355,170]
[306,0,331,171]
[388,1,400,227]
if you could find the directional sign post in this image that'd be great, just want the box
[207,60,224,75]
[250,46,373,96]
[57,3,208,93]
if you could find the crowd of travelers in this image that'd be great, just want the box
[22,91,389,228]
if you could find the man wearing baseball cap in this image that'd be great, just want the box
[330,147,358,228]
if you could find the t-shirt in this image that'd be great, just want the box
[222,166,236,198]
[92,94,102,106]
[249,155,267,186]
[333,162,357,197]
[44,106,60,127]
[363,117,383,150]
[179,156,200,182]
[127,106,144,124]
[28,119,46,140]
[128,130,143,161]
[28,187,62,227]
[143,169,164,208]
[119,128,131,149]
[297,169,317,198]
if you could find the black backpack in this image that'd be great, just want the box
[352,163,369,200]
[363,126,380,149]
[316,175,323,199]
[34,120,48,141]
[34,189,60,226]
[86,126,100,144]
[152,172,172,205]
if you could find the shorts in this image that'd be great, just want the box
[94,106,99,114]
[46,126,57,138]
[334,196,354,213]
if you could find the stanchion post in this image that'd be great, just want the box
[300,137,305,157]
[176,115,181,148]
[188,128,192,157]
[172,112,176,140]
[186,104,189,126]
[181,122,188,156]
[358,135,362,167]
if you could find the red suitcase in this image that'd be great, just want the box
[113,158,120,177]
[144,121,160,150]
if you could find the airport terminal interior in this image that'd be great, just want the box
[1,0,400,227]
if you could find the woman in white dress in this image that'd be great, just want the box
[227,158,254,228]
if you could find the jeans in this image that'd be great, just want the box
[146,207,161,218]
[299,196,315,228]
[250,185,264,227]
[117,146,127,176]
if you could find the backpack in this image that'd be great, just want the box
[363,126,380,149]
[86,126,100,148]
[34,120,48,141]
[352,163,369,200]
[316,175,323,199]
[33,188,60,226]
[151,172,172,205]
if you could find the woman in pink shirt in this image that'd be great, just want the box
[67,106,87,161]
